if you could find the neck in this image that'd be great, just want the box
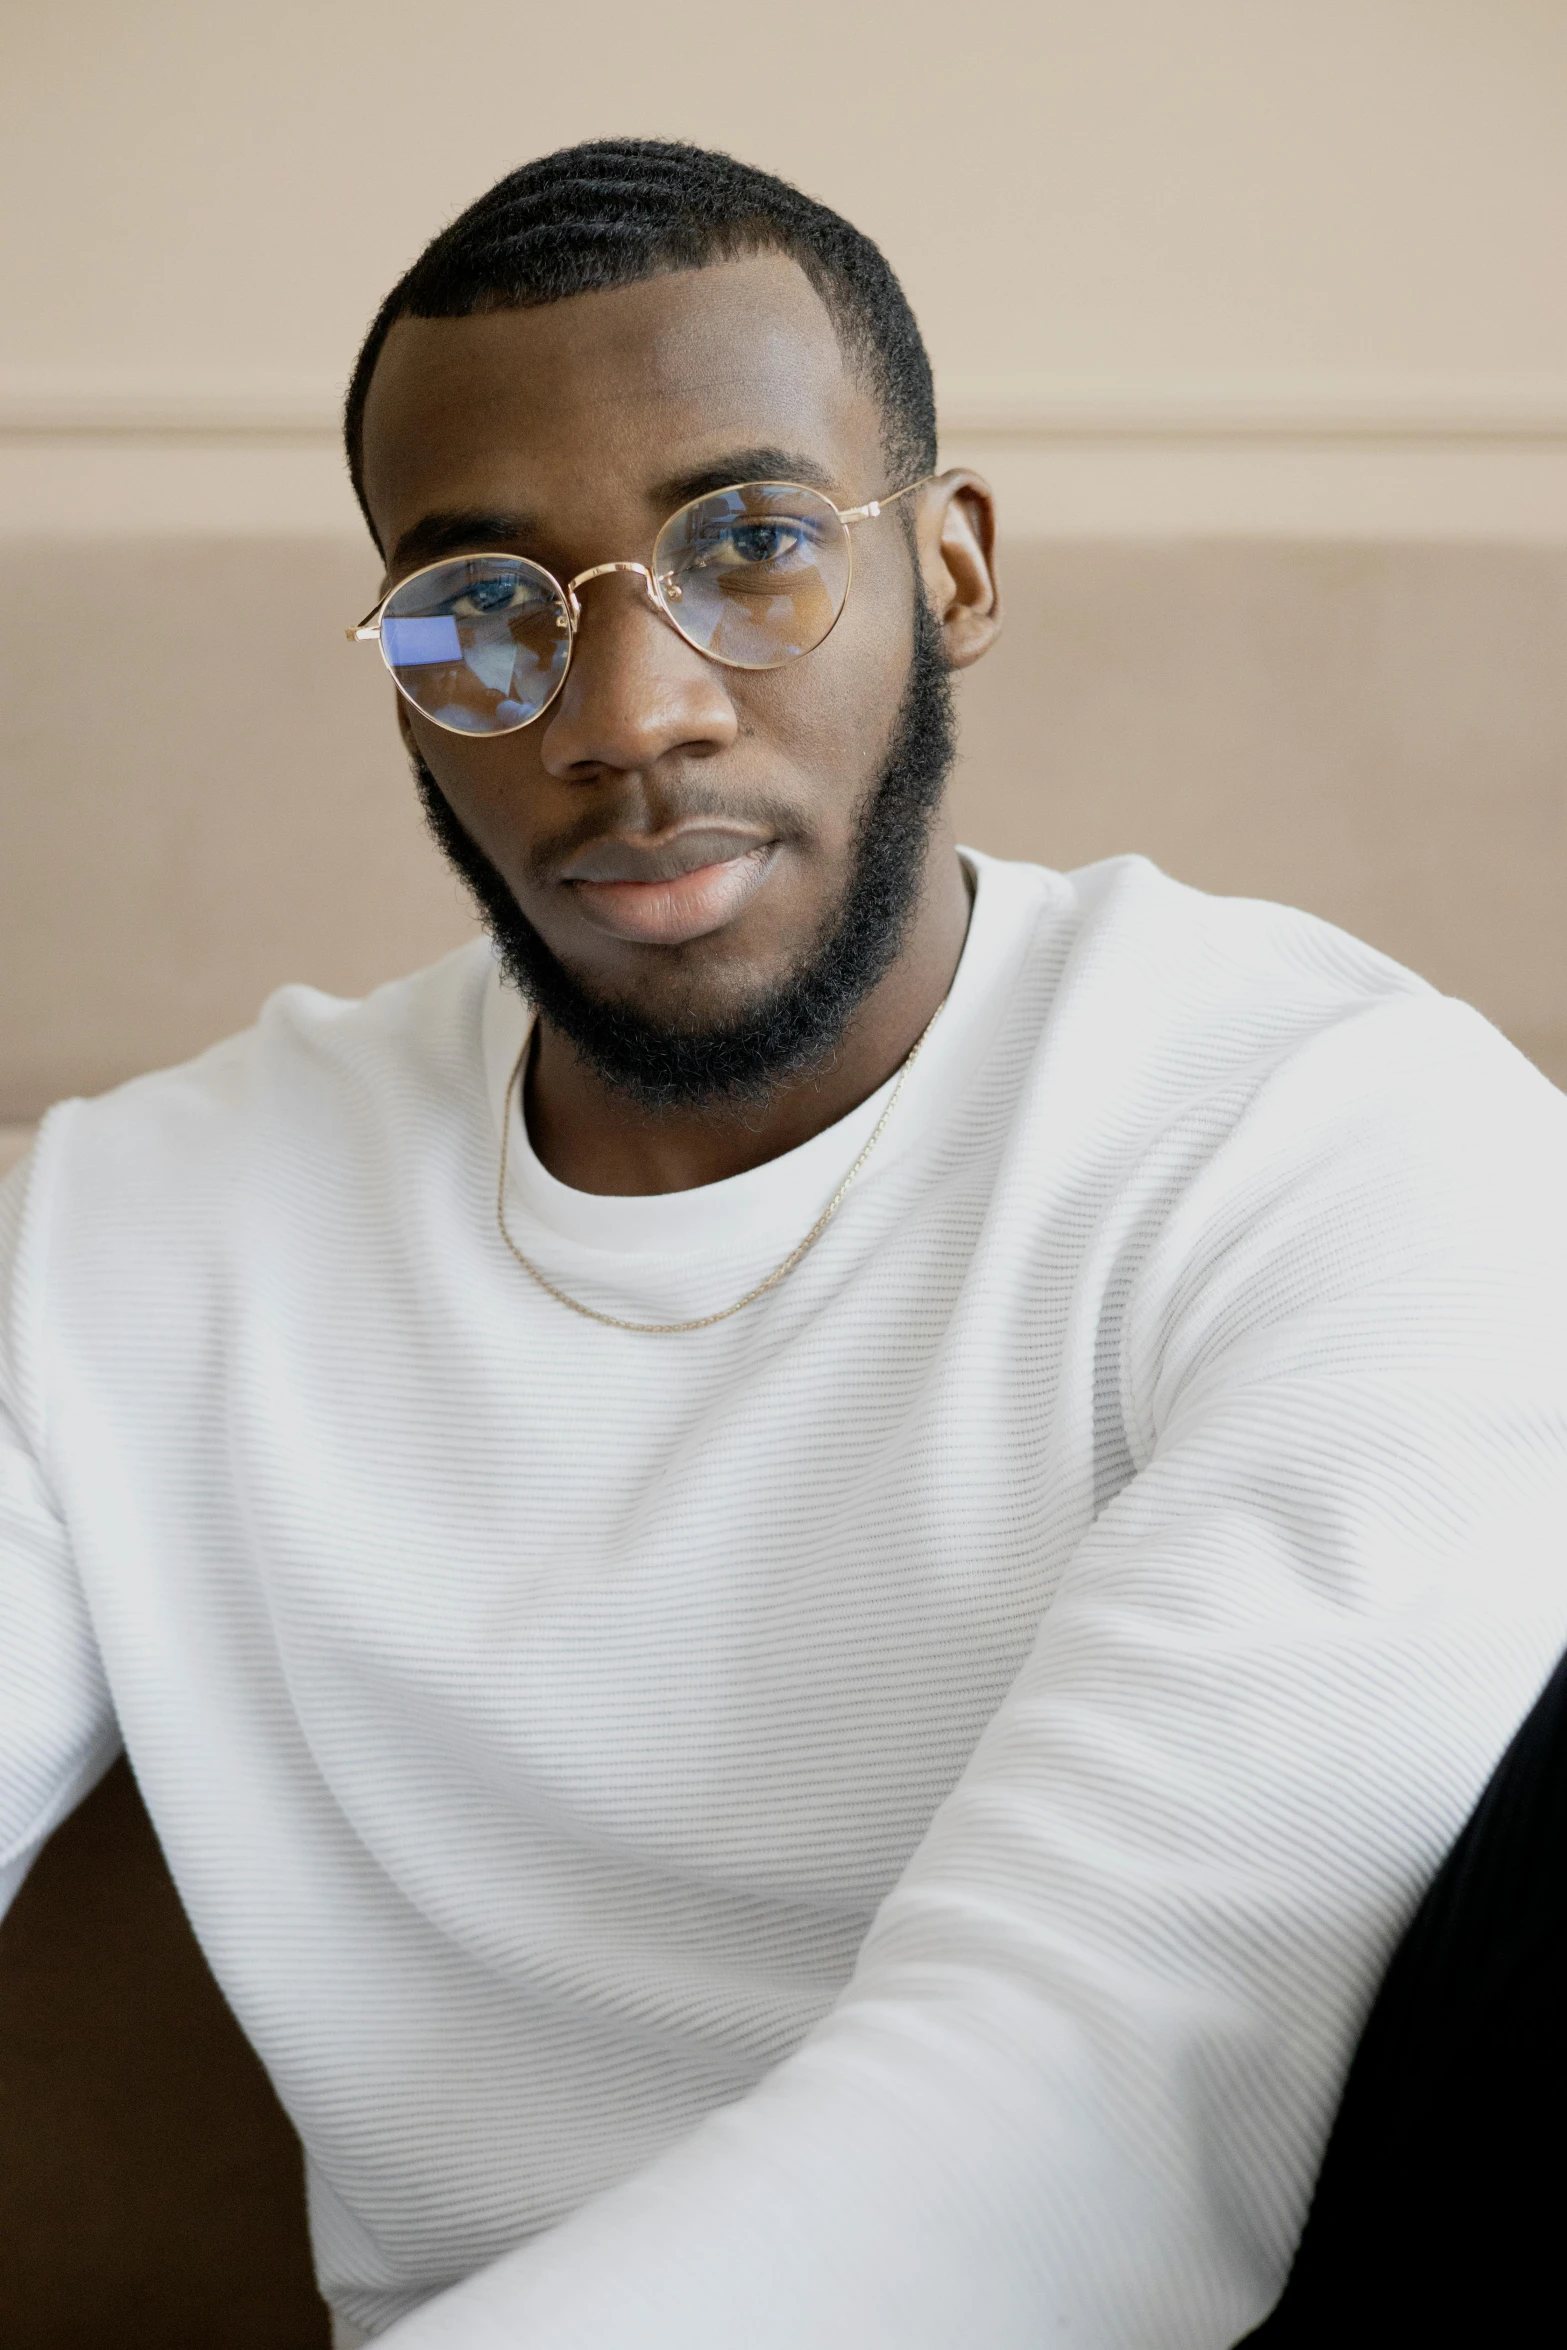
[523,831,972,1196]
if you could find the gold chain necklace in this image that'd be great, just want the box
[495,1004,945,1335]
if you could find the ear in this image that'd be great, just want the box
[915,469,1002,670]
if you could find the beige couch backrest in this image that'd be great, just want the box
[3,534,1564,1160]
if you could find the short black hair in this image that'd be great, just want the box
[343,138,937,544]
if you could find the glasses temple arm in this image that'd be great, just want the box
[344,591,388,641]
[837,475,934,529]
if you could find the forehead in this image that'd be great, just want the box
[359,251,884,551]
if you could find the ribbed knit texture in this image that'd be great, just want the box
[4,852,1567,2347]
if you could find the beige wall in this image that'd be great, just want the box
[5,0,1567,535]
[2,3,1565,1137]
[7,0,1566,394]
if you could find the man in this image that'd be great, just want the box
[3,140,1566,2348]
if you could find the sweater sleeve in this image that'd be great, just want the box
[0,1143,120,1922]
[381,1006,1567,2350]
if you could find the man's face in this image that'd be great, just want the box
[358,254,960,1046]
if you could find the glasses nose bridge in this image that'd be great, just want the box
[564,558,661,626]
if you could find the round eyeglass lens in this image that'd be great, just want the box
[653,483,851,670]
[378,555,570,734]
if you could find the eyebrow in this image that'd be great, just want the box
[390,509,535,572]
[648,447,841,505]
[388,449,845,576]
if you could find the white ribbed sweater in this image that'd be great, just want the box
[5,852,1567,2347]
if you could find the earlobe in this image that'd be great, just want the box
[921,470,1003,671]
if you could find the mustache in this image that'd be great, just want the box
[410,592,957,1111]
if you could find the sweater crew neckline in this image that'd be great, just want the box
[479,850,1051,1260]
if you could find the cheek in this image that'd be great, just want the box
[405,716,554,871]
[731,574,915,819]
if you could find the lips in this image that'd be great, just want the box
[560,830,778,946]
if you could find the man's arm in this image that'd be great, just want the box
[0,1152,120,1922]
[381,1004,1567,2350]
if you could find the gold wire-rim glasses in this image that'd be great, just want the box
[346,475,931,736]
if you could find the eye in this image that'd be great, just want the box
[448,574,541,619]
[727,520,802,565]
[691,516,819,574]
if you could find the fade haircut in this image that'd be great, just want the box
[343,138,937,544]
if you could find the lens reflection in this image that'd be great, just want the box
[379,554,570,733]
[654,483,850,669]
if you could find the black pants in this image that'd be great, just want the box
[1241,1644,1567,2343]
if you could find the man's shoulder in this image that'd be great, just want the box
[19,937,499,1236]
[974,845,1419,985]
[971,846,1563,1168]
[970,846,1435,1065]
[1022,847,1509,1082]
[1049,851,1427,1010]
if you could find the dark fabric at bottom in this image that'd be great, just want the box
[1241,1643,1567,2343]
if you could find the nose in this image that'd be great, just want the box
[538,571,738,777]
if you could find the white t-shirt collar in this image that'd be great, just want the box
[479,848,1052,1259]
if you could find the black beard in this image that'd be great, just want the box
[414,596,957,1113]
